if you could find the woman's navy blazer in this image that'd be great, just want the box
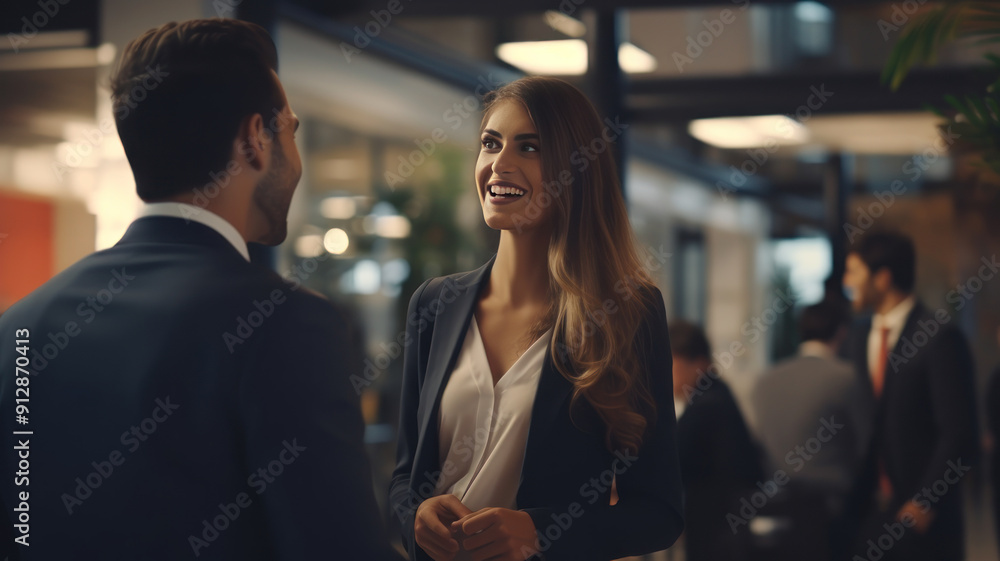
[389,255,684,561]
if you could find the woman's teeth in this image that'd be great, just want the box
[490,185,525,197]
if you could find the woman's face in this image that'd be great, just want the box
[476,99,553,233]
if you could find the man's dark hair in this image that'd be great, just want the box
[799,301,849,343]
[851,231,916,293]
[109,19,284,201]
[669,320,712,361]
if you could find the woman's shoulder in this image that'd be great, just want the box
[408,257,494,308]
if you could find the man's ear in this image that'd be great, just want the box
[237,113,267,172]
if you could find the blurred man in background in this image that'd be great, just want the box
[987,326,1000,552]
[752,301,871,560]
[671,320,762,561]
[843,231,979,561]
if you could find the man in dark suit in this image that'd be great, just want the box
[0,19,400,560]
[843,232,979,561]
[670,320,761,561]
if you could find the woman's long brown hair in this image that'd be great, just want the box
[481,76,659,453]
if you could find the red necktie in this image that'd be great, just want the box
[873,326,893,502]
[872,327,890,398]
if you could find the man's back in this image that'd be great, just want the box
[752,350,871,497]
[0,217,392,560]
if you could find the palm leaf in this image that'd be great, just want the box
[882,2,1000,90]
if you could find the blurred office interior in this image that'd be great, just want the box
[1,1,999,559]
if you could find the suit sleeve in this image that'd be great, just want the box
[389,278,433,560]
[917,324,980,497]
[238,288,403,561]
[522,288,685,559]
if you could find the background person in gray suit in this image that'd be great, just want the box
[751,301,872,559]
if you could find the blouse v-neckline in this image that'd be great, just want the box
[471,315,551,389]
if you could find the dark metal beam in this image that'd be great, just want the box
[277,2,521,94]
[627,68,994,122]
[589,9,626,191]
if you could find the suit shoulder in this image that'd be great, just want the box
[411,268,482,307]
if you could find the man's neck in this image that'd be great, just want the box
[876,290,910,316]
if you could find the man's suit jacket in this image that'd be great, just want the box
[676,378,762,561]
[848,301,979,560]
[0,216,400,560]
[389,256,684,561]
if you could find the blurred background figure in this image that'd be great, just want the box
[988,325,1000,553]
[750,301,871,561]
[671,320,762,561]
[843,232,979,561]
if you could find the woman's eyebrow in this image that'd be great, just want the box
[482,128,539,141]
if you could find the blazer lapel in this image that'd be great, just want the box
[884,301,923,394]
[413,254,575,499]
[416,256,496,452]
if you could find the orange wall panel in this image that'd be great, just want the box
[0,191,54,312]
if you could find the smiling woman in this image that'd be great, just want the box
[390,76,685,561]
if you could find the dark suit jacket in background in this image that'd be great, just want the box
[0,217,400,560]
[847,301,979,561]
[676,378,762,561]
[389,256,684,561]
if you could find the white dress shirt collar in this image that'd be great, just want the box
[799,340,835,360]
[872,295,915,332]
[867,295,916,376]
[139,202,250,261]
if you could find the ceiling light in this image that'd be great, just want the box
[375,215,411,238]
[619,43,656,73]
[497,40,588,75]
[320,196,357,219]
[323,228,350,254]
[496,40,658,75]
[688,115,809,149]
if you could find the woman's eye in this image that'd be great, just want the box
[482,138,498,150]
[522,143,539,153]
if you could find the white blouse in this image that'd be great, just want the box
[434,315,553,513]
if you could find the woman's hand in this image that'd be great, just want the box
[415,495,473,561]
[451,507,540,561]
